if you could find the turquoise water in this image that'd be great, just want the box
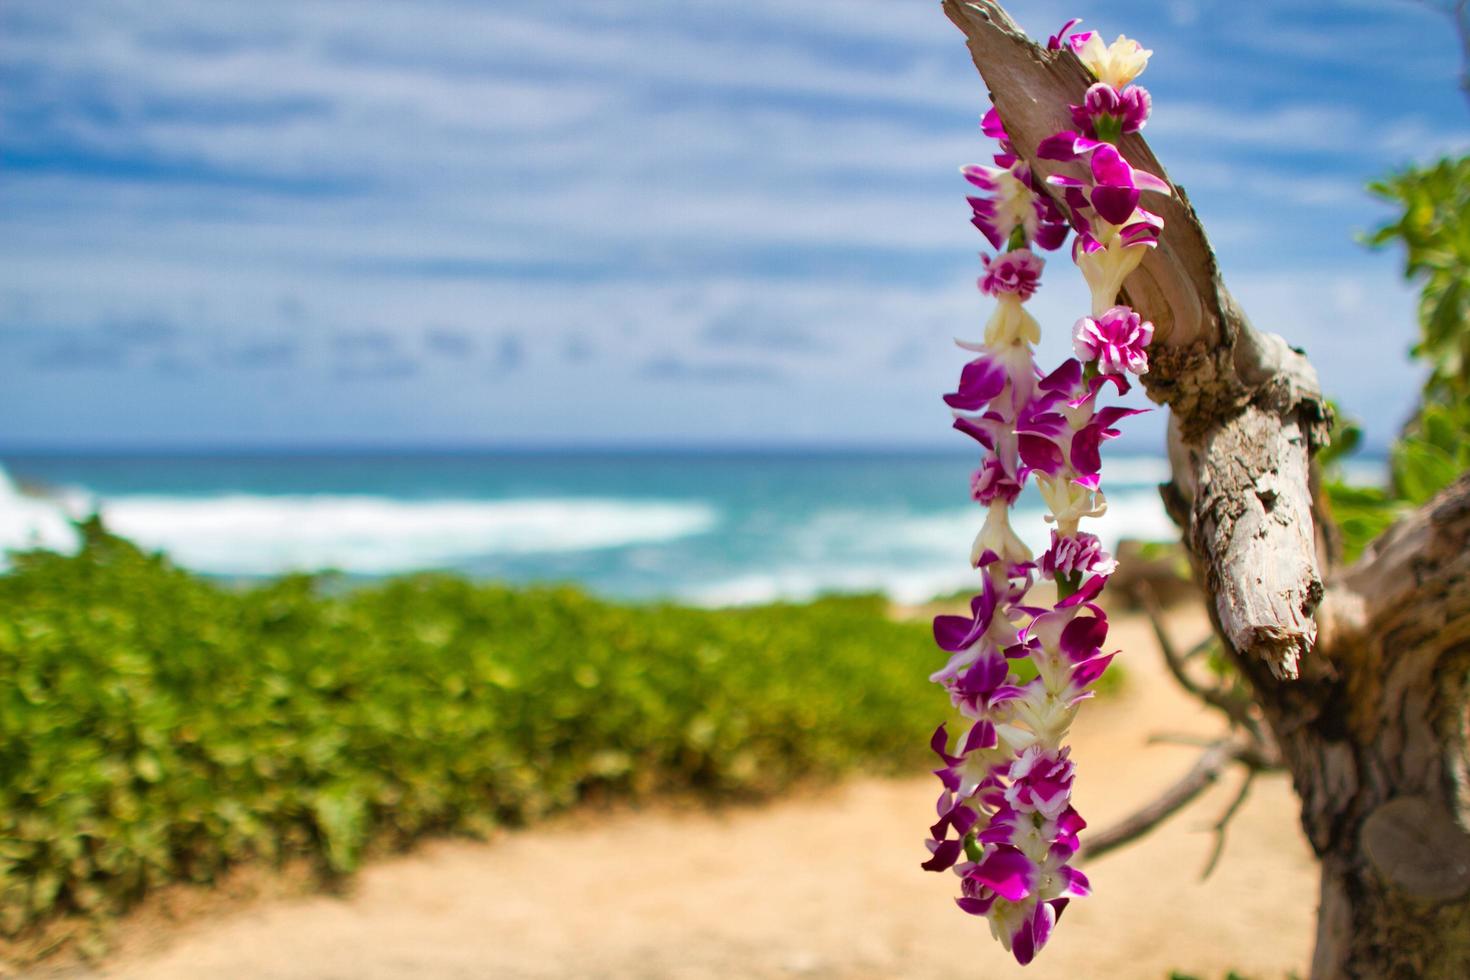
[0,450,1183,604]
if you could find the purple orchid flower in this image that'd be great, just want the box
[971,455,1023,506]
[979,249,1045,300]
[968,845,1036,902]
[1037,356,1131,407]
[1015,405,1071,480]
[1074,305,1155,376]
[980,107,1018,169]
[963,161,1071,252]
[1070,82,1152,139]
[943,351,1010,412]
[1046,19,1082,51]
[1040,530,1118,580]
[1070,404,1149,486]
[949,651,1025,719]
[953,408,1028,489]
[929,574,1012,683]
[1040,137,1171,226]
[1010,896,1076,965]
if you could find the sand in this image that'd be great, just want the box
[41,606,1317,979]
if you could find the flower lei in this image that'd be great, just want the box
[920,20,1166,965]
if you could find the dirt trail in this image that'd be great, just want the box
[62,608,1315,979]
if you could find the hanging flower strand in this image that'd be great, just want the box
[921,17,1164,965]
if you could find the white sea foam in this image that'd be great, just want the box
[1097,454,1173,487]
[683,489,1174,607]
[0,467,718,576]
[783,493,1174,562]
[96,495,718,575]
[0,467,84,559]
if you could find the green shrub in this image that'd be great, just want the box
[0,520,1109,933]
[1325,154,1470,560]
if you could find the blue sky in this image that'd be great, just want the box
[1,0,1466,450]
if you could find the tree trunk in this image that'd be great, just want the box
[1304,476,1470,978]
[942,3,1470,975]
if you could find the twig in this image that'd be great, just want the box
[1200,768,1256,879]
[1080,739,1243,862]
[1146,732,1222,749]
[1180,634,1215,663]
[1136,581,1265,745]
[1139,580,1210,701]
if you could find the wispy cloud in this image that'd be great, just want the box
[0,0,1462,447]
[423,326,476,359]
[216,335,298,370]
[640,355,784,386]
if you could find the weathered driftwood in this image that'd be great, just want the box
[943,2,1470,975]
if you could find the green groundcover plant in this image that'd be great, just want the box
[0,519,1101,935]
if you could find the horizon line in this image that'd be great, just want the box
[0,440,1391,459]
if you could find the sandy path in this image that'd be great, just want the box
[65,608,1316,979]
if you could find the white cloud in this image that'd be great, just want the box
[0,0,1459,447]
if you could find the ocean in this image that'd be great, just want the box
[0,450,1207,605]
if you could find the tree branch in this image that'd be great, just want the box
[1338,471,1470,631]
[1079,739,1246,862]
[1324,471,1470,747]
[1147,732,1225,749]
[1201,767,1256,879]
[1136,580,1261,741]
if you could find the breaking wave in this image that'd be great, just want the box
[681,490,1175,606]
[0,468,718,576]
